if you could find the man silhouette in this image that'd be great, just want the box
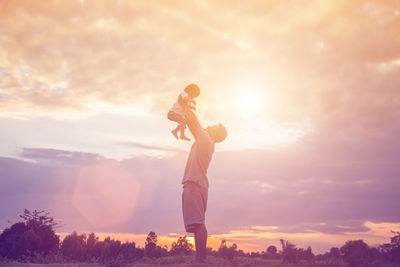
[180,102,227,262]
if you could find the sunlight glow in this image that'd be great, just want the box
[236,90,262,116]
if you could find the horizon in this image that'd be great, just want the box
[1,221,398,255]
[1,0,400,257]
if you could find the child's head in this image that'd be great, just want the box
[184,83,200,98]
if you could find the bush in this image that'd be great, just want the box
[217,240,237,260]
[340,240,383,267]
[0,210,59,260]
[61,231,87,261]
[170,236,193,256]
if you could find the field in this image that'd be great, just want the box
[0,256,356,267]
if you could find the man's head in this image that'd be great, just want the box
[206,123,227,143]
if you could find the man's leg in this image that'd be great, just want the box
[194,223,207,262]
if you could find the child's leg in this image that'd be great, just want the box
[179,129,190,141]
[168,111,189,140]
[178,121,190,141]
[167,111,182,123]
[171,125,179,139]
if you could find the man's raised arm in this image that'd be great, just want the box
[182,103,202,140]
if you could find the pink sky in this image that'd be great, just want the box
[1,0,400,253]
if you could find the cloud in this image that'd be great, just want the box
[1,0,398,121]
[117,141,185,153]
[1,0,400,254]
[1,141,400,253]
[2,0,399,155]
[20,147,104,165]
[208,144,400,234]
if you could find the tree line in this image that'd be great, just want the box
[0,210,400,266]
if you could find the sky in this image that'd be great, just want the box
[1,0,400,254]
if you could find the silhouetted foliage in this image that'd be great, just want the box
[380,231,400,265]
[236,249,246,257]
[170,236,193,255]
[85,232,98,260]
[316,246,341,261]
[145,231,157,258]
[97,237,122,263]
[0,209,59,260]
[119,241,142,263]
[329,247,340,258]
[58,231,143,264]
[340,239,382,267]
[217,240,238,260]
[4,210,400,265]
[250,251,261,257]
[267,245,277,254]
[280,239,299,263]
[303,246,314,261]
[144,231,168,258]
[263,245,280,260]
[61,231,86,261]
[279,239,314,263]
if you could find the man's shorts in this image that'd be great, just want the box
[182,182,208,233]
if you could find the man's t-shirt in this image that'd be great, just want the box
[182,127,215,189]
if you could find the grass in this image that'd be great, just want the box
[0,256,361,267]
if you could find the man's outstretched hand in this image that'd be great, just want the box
[182,102,201,139]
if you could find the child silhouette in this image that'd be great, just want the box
[167,84,200,141]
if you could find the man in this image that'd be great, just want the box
[181,102,227,262]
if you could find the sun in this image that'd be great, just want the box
[236,91,262,115]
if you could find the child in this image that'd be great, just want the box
[167,83,200,141]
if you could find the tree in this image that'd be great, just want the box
[302,246,314,261]
[267,245,277,254]
[279,239,314,262]
[340,240,382,266]
[217,240,237,260]
[263,245,280,259]
[90,235,142,264]
[101,237,122,262]
[120,241,141,262]
[145,231,158,258]
[280,239,299,263]
[330,247,340,258]
[380,231,400,265]
[170,236,193,255]
[315,246,342,261]
[61,231,87,261]
[86,232,98,259]
[0,209,60,260]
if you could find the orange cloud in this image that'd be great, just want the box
[1,0,397,117]
[2,0,399,151]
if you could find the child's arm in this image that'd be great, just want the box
[178,92,191,105]
[177,93,186,106]
[179,93,197,110]
[187,98,196,110]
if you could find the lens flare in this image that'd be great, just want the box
[72,160,140,228]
